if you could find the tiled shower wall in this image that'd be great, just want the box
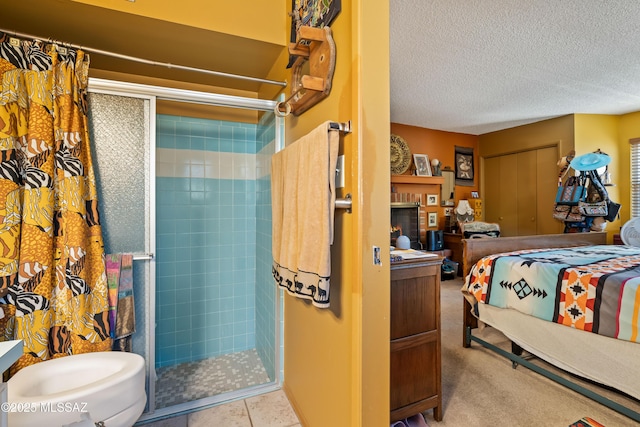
[155,114,276,369]
[256,113,279,381]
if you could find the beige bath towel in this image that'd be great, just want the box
[271,121,340,308]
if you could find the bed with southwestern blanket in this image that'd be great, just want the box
[461,239,640,418]
[462,245,640,344]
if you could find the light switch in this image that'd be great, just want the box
[373,246,382,265]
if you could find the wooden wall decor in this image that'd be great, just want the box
[287,0,342,67]
[282,25,336,116]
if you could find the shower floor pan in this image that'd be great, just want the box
[155,348,270,409]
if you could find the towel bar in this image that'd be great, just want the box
[329,121,352,134]
[132,253,154,261]
[335,194,352,213]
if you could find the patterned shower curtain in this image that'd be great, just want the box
[0,33,111,373]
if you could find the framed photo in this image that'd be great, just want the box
[428,212,438,227]
[471,191,479,198]
[413,154,432,176]
[426,194,438,206]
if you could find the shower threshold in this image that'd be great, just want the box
[136,348,279,424]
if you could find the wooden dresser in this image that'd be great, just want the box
[390,256,443,422]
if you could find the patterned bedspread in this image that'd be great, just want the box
[462,245,640,343]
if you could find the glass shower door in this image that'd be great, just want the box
[86,90,155,413]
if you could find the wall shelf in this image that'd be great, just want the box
[391,175,445,185]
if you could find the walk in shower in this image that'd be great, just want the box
[153,111,281,411]
[87,79,284,423]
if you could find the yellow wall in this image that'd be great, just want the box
[574,114,621,238]
[71,1,391,425]
[265,1,390,426]
[478,115,575,158]
[72,0,287,45]
[617,111,640,224]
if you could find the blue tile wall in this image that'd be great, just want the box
[155,115,269,369]
[255,114,279,381]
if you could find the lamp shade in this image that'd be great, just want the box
[455,200,475,223]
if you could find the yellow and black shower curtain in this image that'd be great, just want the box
[0,33,111,372]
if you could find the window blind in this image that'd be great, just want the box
[631,138,640,218]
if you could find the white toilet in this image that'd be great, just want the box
[8,351,146,427]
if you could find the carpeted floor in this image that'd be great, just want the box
[420,277,640,427]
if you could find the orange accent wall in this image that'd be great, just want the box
[390,123,479,195]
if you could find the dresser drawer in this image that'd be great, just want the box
[390,272,438,339]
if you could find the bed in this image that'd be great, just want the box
[460,232,640,423]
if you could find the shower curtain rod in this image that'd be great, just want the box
[1,28,288,88]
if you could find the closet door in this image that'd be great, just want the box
[484,147,562,237]
[536,146,562,235]
[516,150,537,236]
[484,154,518,236]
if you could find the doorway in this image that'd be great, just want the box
[87,79,284,422]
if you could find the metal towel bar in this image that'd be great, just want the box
[331,122,351,213]
[335,194,352,213]
[329,120,352,134]
[132,253,154,261]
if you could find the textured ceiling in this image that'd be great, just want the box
[390,1,640,135]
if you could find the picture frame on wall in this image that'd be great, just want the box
[428,212,438,227]
[413,154,432,176]
[455,146,474,186]
[426,194,438,206]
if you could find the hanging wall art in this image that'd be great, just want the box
[455,146,475,186]
[288,0,342,68]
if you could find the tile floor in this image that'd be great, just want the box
[139,390,300,427]
[155,349,270,409]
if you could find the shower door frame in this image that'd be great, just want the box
[87,78,284,422]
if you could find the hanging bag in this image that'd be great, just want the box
[553,172,586,223]
[555,175,585,205]
[578,170,609,217]
[589,168,621,222]
[553,205,571,221]
[587,169,609,200]
[578,200,608,216]
[553,205,586,222]
[605,200,621,222]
